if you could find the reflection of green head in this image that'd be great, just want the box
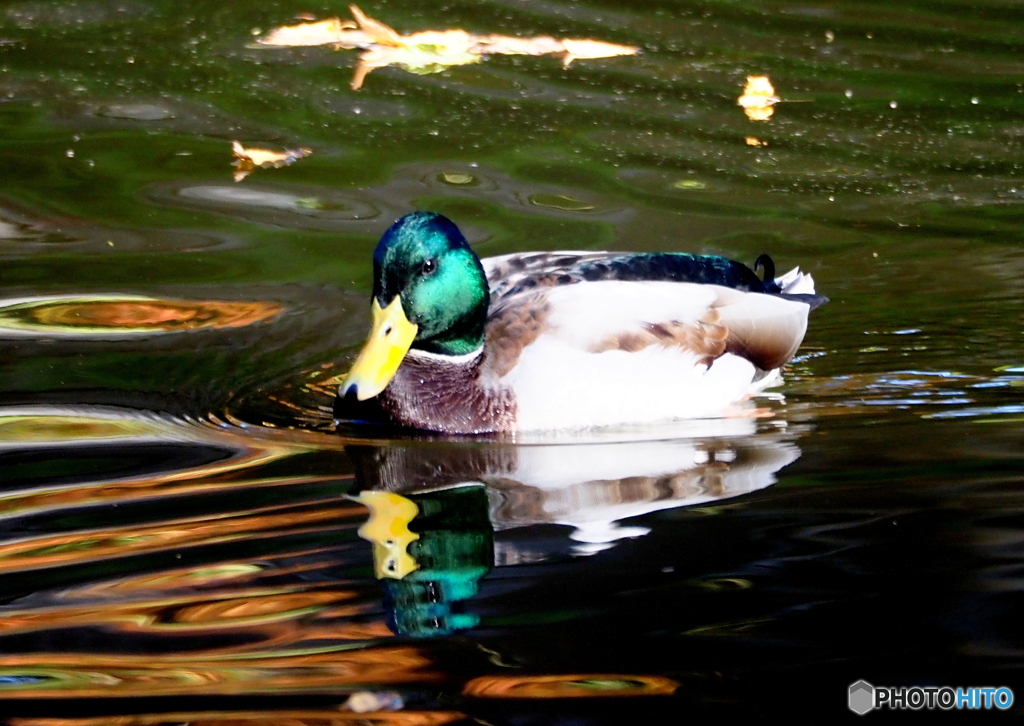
[382,484,493,637]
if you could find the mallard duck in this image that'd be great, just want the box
[335,211,826,434]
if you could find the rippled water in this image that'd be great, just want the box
[0,0,1022,721]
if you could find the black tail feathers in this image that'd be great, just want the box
[754,253,780,293]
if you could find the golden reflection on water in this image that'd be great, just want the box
[0,502,361,571]
[0,407,324,519]
[0,295,283,337]
[0,402,798,706]
[0,415,160,443]
[463,674,678,698]
[9,711,465,726]
[0,405,429,699]
[0,646,438,698]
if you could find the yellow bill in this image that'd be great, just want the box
[340,296,418,400]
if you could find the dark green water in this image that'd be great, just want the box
[0,0,1022,722]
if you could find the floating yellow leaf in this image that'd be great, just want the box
[559,38,640,67]
[745,136,767,146]
[231,141,311,182]
[256,5,638,90]
[255,17,368,49]
[352,31,482,90]
[473,34,564,57]
[348,3,404,46]
[738,75,779,121]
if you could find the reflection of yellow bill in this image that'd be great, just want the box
[355,491,420,580]
[341,296,418,401]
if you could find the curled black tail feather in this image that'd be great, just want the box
[754,254,780,293]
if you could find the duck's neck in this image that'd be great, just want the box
[379,349,514,434]
[407,346,484,365]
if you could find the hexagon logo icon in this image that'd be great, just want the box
[849,680,875,715]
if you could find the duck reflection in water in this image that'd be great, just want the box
[354,486,493,638]
[347,428,800,637]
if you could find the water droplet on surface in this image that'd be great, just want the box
[439,172,475,185]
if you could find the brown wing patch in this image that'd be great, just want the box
[484,294,551,377]
[589,311,728,365]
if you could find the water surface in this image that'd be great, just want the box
[0,0,1022,721]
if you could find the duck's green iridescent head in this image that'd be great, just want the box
[372,212,489,355]
[340,212,489,401]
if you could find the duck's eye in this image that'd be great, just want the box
[421,258,437,275]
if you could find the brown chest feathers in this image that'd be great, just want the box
[376,350,517,434]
